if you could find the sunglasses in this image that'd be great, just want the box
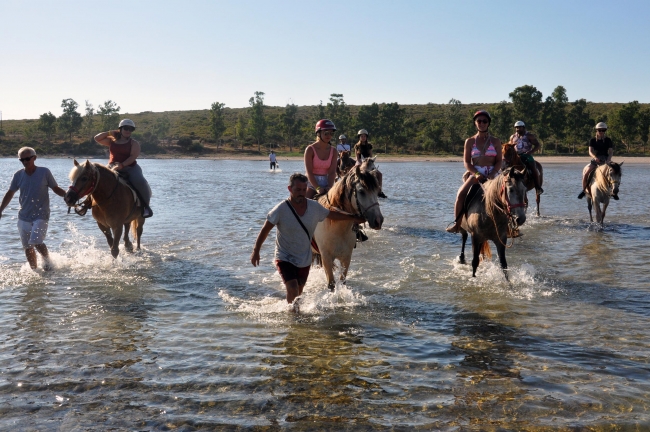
[476,119,489,124]
[597,129,607,132]
[19,155,35,162]
[321,131,334,135]
[122,126,135,132]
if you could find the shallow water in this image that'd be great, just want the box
[0,158,648,430]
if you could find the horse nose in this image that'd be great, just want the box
[517,214,526,226]
[376,214,384,229]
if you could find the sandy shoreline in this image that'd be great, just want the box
[145,154,650,164]
[30,154,650,164]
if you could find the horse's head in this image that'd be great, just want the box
[502,143,522,169]
[501,167,527,226]
[349,159,383,229]
[337,150,355,176]
[607,161,623,196]
[65,159,98,206]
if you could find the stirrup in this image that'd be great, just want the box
[536,187,544,195]
[378,191,387,199]
[142,206,153,218]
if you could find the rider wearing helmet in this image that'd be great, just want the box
[94,119,153,218]
[304,119,338,199]
[354,129,386,199]
[509,121,543,194]
[446,110,503,233]
[336,134,351,153]
[578,122,616,199]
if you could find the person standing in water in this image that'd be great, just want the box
[0,147,66,270]
[251,173,364,307]
[94,119,153,218]
[269,150,277,171]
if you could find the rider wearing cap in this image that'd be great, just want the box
[304,119,338,199]
[354,129,386,199]
[94,119,153,218]
[578,122,616,199]
[509,121,543,194]
[447,110,502,233]
[336,134,351,153]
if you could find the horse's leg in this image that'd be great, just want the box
[134,218,144,250]
[97,221,114,247]
[321,252,337,291]
[123,223,134,253]
[536,191,541,217]
[594,197,603,225]
[471,236,482,277]
[339,254,352,285]
[587,197,594,222]
[495,240,509,282]
[600,199,609,228]
[459,230,468,264]
[110,224,124,258]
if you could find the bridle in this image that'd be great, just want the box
[68,163,100,199]
[488,170,526,247]
[326,170,380,219]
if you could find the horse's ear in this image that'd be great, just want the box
[619,161,624,166]
[74,159,80,167]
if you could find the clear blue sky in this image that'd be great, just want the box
[2,0,649,120]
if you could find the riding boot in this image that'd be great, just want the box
[133,189,153,218]
[378,190,387,199]
[533,174,544,195]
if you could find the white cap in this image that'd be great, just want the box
[339,134,347,140]
[595,122,608,130]
[357,129,369,136]
[514,121,525,127]
[119,119,136,129]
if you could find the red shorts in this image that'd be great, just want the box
[275,260,311,286]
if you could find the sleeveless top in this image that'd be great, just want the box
[310,144,335,175]
[471,135,497,158]
[109,138,137,167]
[513,132,532,154]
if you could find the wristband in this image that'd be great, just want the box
[474,172,481,178]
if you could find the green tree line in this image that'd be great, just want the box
[2,85,649,156]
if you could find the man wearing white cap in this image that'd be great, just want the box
[509,121,543,194]
[578,122,616,199]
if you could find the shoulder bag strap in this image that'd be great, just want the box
[285,199,311,240]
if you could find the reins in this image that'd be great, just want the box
[486,173,524,248]
[69,164,120,216]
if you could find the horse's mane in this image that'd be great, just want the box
[324,159,379,211]
[68,160,112,183]
[482,174,506,219]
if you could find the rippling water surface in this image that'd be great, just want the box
[0,157,648,430]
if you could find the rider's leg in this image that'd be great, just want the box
[377,170,387,198]
[446,176,475,233]
[120,165,153,217]
[526,160,543,194]
[578,161,597,199]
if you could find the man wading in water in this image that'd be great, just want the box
[251,173,364,310]
[0,147,66,270]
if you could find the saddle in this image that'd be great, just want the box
[115,171,141,206]
[463,183,483,215]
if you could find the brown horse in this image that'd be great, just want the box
[502,142,544,216]
[337,150,356,178]
[64,160,145,258]
[314,159,384,290]
[459,167,528,279]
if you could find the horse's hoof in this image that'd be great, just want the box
[111,249,119,258]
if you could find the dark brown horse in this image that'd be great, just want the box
[64,160,145,258]
[337,150,356,178]
[459,167,528,279]
[502,142,544,216]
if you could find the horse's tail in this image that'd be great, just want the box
[480,241,492,261]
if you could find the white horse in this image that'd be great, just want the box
[313,159,384,290]
[587,162,622,227]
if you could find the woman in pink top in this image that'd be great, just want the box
[304,119,338,199]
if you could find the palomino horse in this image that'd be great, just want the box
[587,162,622,227]
[459,167,528,279]
[64,160,145,258]
[313,159,384,290]
[502,142,544,216]
[337,150,356,178]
